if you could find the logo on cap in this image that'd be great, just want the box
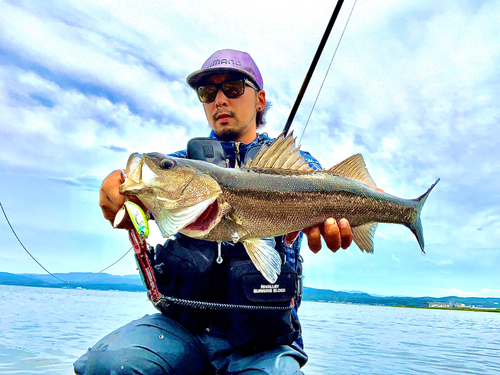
[204,59,242,69]
[187,49,263,90]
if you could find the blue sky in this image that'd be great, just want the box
[1,0,499,298]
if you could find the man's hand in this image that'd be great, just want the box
[285,218,353,253]
[99,170,143,230]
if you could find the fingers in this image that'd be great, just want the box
[305,218,353,253]
[338,218,352,249]
[324,218,341,252]
[99,170,129,228]
[323,218,353,252]
[285,231,300,246]
[304,226,322,253]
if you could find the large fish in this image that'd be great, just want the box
[117,133,439,283]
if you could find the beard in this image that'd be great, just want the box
[209,109,257,143]
[213,127,243,142]
[211,110,245,141]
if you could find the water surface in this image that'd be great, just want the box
[1,285,499,374]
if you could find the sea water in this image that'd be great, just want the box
[1,285,499,374]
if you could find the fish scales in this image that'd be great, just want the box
[119,133,439,283]
[205,171,419,241]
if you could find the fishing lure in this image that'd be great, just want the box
[114,200,150,239]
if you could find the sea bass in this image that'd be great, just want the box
[117,133,439,283]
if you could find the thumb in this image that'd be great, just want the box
[285,231,300,246]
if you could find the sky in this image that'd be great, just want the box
[1,0,499,298]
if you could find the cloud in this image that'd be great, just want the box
[1,0,499,297]
[48,176,102,191]
[0,64,194,179]
[437,260,453,266]
[102,145,128,153]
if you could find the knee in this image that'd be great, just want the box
[74,314,209,375]
[74,346,173,375]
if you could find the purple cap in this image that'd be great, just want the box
[187,49,263,90]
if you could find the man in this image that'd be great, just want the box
[75,49,352,375]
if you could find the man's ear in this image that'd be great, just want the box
[257,90,266,110]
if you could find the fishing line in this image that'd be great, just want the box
[282,0,345,137]
[0,201,68,283]
[72,246,134,282]
[1,201,133,284]
[298,0,358,146]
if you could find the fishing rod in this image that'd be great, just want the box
[298,0,357,146]
[282,0,348,137]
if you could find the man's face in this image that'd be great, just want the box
[201,73,266,143]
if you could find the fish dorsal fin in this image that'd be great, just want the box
[328,154,377,189]
[351,222,378,253]
[245,132,314,172]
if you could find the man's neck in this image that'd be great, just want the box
[233,132,258,144]
[211,131,258,144]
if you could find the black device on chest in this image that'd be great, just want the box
[186,137,262,167]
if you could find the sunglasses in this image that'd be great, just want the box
[196,78,259,103]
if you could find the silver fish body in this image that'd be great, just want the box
[119,134,439,283]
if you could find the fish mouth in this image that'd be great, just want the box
[184,199,219,232]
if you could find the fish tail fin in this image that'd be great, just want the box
[405,178,440,253]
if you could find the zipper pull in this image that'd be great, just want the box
[234,142,240,168]
[216,242,223,264]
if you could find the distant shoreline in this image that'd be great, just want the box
[395,305,500,313]
[2,272,500,309]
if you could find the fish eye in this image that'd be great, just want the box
[160,159,175,169]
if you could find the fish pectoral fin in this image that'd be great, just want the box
[351,222,378,253]
[243,239,282,284]
[153,196,217,237]
[228,210,243,224]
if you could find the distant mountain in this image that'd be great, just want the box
[0,272,145,292]
[1,272,499,309]
[302,286,500,309]
[22,272,144,285]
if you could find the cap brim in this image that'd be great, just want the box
[187,67,261,90]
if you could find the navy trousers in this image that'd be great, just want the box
[74,314,307,374]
